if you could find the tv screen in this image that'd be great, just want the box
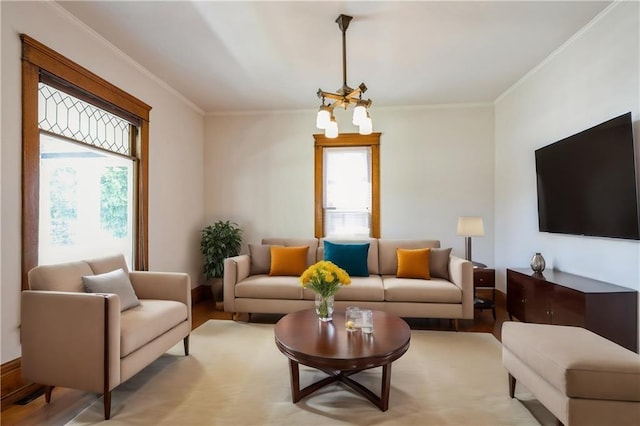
[535,112,640,240]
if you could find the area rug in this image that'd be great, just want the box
[67,320,553,425]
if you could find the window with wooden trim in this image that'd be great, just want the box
[313,133,380,238]
[21,34,151,288]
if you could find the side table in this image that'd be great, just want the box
[474,267,496,320]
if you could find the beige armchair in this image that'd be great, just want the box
[20,254,191,419]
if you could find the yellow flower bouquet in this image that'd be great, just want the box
[300,261,351,321]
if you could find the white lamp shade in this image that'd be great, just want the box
[325,119,338,138]
[352,105,367,126]
[316,108,330,130]
[456,216,484,236]
[358,115,372,135]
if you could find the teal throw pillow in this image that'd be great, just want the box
[324,241,370,277]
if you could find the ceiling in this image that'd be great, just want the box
[57,1,612,115]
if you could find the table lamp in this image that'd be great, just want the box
[456,216,484,263]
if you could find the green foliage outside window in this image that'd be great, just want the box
[50,167,77,245]
[100,166,129,238]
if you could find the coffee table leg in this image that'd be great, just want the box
[380,363,392,411]
[288,359,301,402]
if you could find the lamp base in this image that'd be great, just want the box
[464,236,472,262]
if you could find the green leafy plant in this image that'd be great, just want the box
[200,220,243,280]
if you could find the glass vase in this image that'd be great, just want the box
[315,294,335,322]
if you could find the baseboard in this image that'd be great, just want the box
[0,358,41,409]
[191,284,213,305]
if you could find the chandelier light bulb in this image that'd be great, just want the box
[316,106,331,130]
[325,117,339,138]
[359,114,373,135]
[352,104,367,126]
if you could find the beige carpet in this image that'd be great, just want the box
[67,320,553,425]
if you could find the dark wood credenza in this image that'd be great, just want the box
[506,268,638,353]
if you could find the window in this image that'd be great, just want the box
[37,83,137,265]
[39,133,135,265]
[324,147,371,237]
[314,133,380,238]
[21,34,151,288]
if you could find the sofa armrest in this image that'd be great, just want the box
[223,255,250,313]
[129,271,190,303]
[448,256,474,319]
[129,271,192,326]
[21,291,121,393]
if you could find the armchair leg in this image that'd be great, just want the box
[183,335,190,356]
[44,385,54,403]
[104,390,111,420]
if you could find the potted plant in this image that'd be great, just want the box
[200,220,243,303]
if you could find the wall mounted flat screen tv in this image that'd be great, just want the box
[535,112,640,240]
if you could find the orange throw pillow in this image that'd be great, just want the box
[269,246,309,276]
[396,248,431,279]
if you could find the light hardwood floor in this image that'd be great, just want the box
[1,291,505,426]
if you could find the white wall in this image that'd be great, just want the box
[204,104,495,264]
[495,1,640,296]
[1,1,205,363]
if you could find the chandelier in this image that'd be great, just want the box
[316,14,373,138]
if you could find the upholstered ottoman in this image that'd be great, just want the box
[502,322,640,426]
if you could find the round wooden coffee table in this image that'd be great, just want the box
[274,309,410,411]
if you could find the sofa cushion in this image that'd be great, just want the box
[502,322,640,402]
[397,248,431,279]
[303,275,385,301]
[120,299,188,357]
[249,244,282,275]
[86,254,129,274]
[383,276,462,303]
[82,268,141,311]
[319,238,379,275]
[378,240,440,275]
[262,238,318,266]
[28,261,94,292]
[269,246,309,276]
[324,241,370,277]
[429,248,451,280]
[235,275,304,299]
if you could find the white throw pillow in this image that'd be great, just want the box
[83,268,141,311]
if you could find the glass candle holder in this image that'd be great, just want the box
[345,307,361,332]
[361,309,374,334]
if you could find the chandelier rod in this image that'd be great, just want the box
[337,14,353,95]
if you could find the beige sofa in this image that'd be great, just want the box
[21,254,191,419]
[224,238,473,327]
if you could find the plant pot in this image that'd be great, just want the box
[210,277,223,307]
